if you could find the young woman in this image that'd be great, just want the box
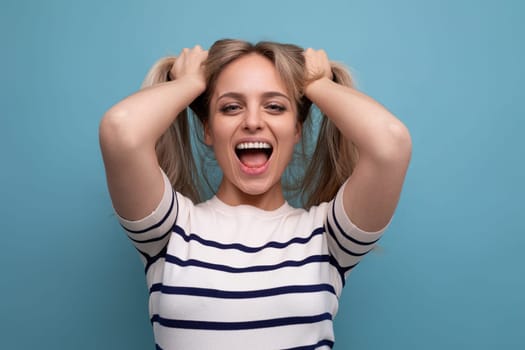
[99,39,411,349]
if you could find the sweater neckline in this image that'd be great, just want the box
[206,195,295,218]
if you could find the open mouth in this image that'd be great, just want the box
[235,141,273,168]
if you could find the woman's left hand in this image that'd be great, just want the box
[304,48,333,84]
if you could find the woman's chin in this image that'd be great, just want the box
[237,180,278,197]
[217,176,283,207]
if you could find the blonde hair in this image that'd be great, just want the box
[141,39,357,208]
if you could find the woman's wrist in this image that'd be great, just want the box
[169,74,207,96]
[304,77,334,102]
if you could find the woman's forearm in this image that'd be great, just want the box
[305,77,411,163]
[100,76,205,150]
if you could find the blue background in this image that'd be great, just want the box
[2,0,524,348]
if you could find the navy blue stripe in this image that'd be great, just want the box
[325,220,371,257]
[144,244,168,274]
[121,189,176,234]
[173,225,325,253]
[165,254,331,273]
[151,312,332,330]
[330,198,380,246]
[149,283,336,298]
[283,339,335,350]
[328,254,359,287]
[155,344,163,350]
[129,226,172,244]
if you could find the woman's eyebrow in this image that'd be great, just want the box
[261,91,291,102]
[217,91,291,103]
[217,92,245,101]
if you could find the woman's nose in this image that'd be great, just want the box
[243,108,264,132]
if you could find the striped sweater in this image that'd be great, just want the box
[118,171,385,349]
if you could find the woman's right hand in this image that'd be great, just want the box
[169,45,208,88]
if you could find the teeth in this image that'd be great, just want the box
[236,142,272,150]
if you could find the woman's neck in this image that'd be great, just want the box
[215,181,286,211]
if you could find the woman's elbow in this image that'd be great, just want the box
[99,109,142,153]
[389,121,412,158]
[372,121,412,165]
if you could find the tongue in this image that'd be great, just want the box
[239,150,268,168]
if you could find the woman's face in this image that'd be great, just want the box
[205,53,301,209]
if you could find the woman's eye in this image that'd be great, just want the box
[220,104,241,113]
[266,104,286,113]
